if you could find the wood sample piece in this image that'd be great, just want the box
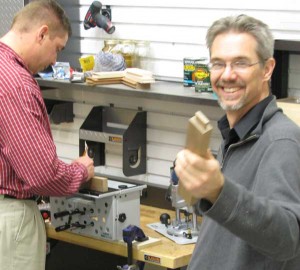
[82,176,108,192]
[178,111,213,205]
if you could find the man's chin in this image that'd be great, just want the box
[218,100,244,111]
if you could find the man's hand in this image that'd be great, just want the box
[73,155,95,181]
[175,149,224,203]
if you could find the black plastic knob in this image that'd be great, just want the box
[118,213,126,223]
[160,213,171,227]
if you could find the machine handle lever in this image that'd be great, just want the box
[54,208,85,219]
[54,210,70,219]
[71,222,86,229]
[55,224,71,232]
[71,209,85,215]
[55,221,91,232]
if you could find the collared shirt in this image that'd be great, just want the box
[218,95,273,155]
[0,42,87,198]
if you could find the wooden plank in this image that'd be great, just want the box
[178,111,213,205]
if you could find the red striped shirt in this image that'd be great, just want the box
[0,42,87,198]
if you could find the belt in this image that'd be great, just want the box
[1,194,36,201]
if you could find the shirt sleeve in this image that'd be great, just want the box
[0,83,88,196]
[199,139,300,260]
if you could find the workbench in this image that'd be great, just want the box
[46,205,195,269]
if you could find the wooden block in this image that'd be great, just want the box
[125,68,153,78]
[86,78,122,85]
[178,111,213,205]
[82,176,108,192]
[124,73,155,84]
[185,111,213,156]
[90,71,125,79]
[122,77,151,89]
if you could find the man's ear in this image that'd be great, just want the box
[263,57,276,82]
[37,25,49,43]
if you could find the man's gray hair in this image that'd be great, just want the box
[206,14,274,62]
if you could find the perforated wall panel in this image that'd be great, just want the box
[0,0,28,37]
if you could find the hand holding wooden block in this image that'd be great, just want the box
[178,111,213,205]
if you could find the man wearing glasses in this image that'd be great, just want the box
[175,14,300,269]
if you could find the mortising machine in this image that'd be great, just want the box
[50,179,146,241]
[50,105,148,241]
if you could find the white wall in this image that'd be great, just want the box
[43,86,223,188]
[47,1,300,188]
[0,0,26,37]
[59,0,300,96]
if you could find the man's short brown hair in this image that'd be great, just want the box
[12,0,72,37]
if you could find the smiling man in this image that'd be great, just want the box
[209,31,274,126]
[0,1,94,270]
[175,14,300,270]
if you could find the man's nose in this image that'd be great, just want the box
[220,64,237,80]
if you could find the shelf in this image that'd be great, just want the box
[37,78,219,106]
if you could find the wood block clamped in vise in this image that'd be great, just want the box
[178,111,213,206]
[81,176,108,193]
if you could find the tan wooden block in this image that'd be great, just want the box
[82,176,108,192]
[178,111,213,206]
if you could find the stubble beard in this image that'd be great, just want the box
[217,94,247,111]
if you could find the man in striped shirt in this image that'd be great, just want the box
[0,1,94,269]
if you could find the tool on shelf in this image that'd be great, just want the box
[84,1,115,34]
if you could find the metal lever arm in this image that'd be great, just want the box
[55,224,71,232]
[53,208,85,219]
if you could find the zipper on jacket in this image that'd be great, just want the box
[220,134,259,169]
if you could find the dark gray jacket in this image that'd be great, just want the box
[188,97,300,270]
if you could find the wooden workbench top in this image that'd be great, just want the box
[46,204,195,269]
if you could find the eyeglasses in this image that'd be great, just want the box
[208,60,261,73]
